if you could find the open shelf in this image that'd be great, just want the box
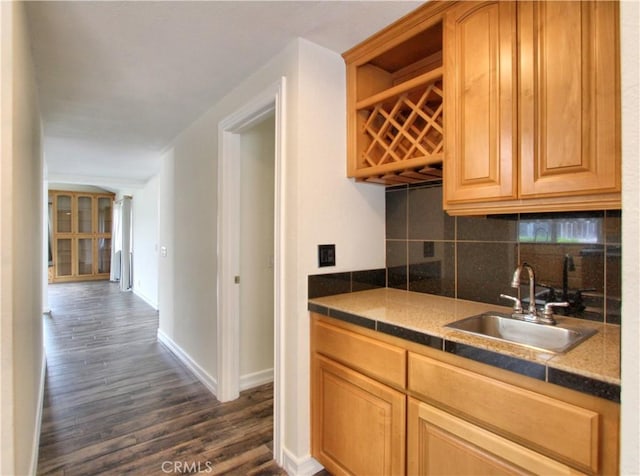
[345,12,445,185]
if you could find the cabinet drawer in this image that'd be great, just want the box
[312,318,406,389]
[408,397,584,476]
[408,352,599,473]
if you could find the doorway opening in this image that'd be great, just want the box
[217,78,286,464]
[239,113,275,389]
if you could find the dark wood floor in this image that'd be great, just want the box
[38,281,285,475]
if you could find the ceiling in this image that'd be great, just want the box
[25,1,423,190]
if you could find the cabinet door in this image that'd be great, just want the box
[407,398,584,476]
[519,1,620,198]
[77,238,94,276]
[55,194,73,233]
[76,195,93,233]
[55,238,73,278]
[443,1,517,204]
[97,196,113,234]
[311,354,405,476]
[97,238,112,274]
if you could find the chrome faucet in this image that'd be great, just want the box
[500,263,568,325]
[511,262,537,316]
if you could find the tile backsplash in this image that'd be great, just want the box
[387,182,621,325]
[308,268,386,299]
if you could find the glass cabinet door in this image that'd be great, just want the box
[98,238,112,274]
[56,195,72,233]
[97,197,112,234]
[77,196,93,233]
[77,238,94,275]
[56,238,72,277]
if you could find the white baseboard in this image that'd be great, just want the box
[157,329,217,397]
[133,288,158,310]
[282,448,324,476]
[30,349,46,475]
[239,368,273,391]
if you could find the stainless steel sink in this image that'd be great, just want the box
[445,312,597,354]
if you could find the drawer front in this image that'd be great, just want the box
[408,397,585,476]
[313,317,406,389]
[408,352,599,473]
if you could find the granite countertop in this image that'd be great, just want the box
[308,287,620,402]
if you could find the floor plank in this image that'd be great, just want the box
[37,281,285,475]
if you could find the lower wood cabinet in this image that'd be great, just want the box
[310,313,619,476]
[311,354,406,476]
[407,352,600,473]
[408,397,581,475]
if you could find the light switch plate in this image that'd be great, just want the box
[318,244,335,267]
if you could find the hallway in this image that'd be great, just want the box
[37,281,284,475]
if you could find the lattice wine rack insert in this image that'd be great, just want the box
[356,76,443,184]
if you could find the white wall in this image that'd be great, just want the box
[158,147,177,334]
[620,1,640,474]
[239,115,275,383]
[0,2,45,475]
[158,103,220,382]
[290,39,386,463]
[132,175,159,308]
[157,37,385,470]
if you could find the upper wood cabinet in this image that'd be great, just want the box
[444,0,620,215]
[342,2,454,186]
[442,1,518,204]
[518,1,620,199]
